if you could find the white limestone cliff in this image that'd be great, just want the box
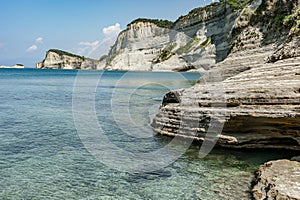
[37,49,104,70]
[105,1,242,71]
[37,1,258,72]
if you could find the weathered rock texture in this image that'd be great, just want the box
[37,49,104,70]
[152,56,300,150]
[252,160,300,200]
[152,0,300,151]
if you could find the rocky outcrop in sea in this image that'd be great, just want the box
[36,49,104,70]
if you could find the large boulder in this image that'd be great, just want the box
[252,159,300,200]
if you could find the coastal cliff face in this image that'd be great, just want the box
[37,49,104,70]
[105,1,248,71]
[38,1,246,71]
[38,0,299,73]
[152,0,300,151]
[105,21,175,71]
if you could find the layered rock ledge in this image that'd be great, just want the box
[152,51,300,150]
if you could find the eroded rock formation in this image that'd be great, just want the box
[152,56,300,150]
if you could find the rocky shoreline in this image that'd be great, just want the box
[36,0,300,198]
[151,0,300,198]
[151,53,300,198]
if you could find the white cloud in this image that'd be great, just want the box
[102,23,121,38]
[26,45,38,52]
[79,40,100,47]
[76,38,115,59]
[25,37,43,53]
[90,38,116,58]
[36,37,43,43]
[75,23,122,59]
[76,40,100,57]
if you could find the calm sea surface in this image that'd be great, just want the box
[0,69,295,199]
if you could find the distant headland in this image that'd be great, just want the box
[0,64,25,69]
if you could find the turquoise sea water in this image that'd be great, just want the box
[0,69,296,200]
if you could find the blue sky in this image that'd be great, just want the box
[0,0,211,67]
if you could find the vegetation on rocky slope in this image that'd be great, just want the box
[176,36,211,55]
[251,0,298,33]
[153,43,177,63]
[226,0,249,9]
[200,37,212,48]
[176,37,201,54]
[175,0,250,23]
[127,18,174,29]
[48,49,85,60]
[283,8,300,35]
[230,0,299,54]
[175,1,223,23]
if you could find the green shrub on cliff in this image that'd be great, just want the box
[283,8,300,34]
[48,49,84,60]
[177,36,211,54]
[128,18,173,29]
[153,43,176,63]
[226,0,249,9]
[177,37,199,54]
[245,0,299,42]
[176,1,223,22]
[176,0,249,23]
[200,37,212,48]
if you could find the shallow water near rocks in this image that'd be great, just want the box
[0,69,297,199]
